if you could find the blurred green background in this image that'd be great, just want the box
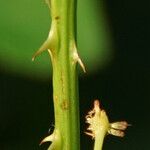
[0,0,112,80]
[0,0,150,149]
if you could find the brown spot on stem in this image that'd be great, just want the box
[61,100,69,110]
[55,16,60,20]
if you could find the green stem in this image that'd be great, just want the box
[33,0,85,149]
[94,130,105,150]
[48,0,81,149]
[85,100,110,150]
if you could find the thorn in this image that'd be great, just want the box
[32,39,51,61]
[77,57,86,73]
[39,134,54,146]
[73,45,86,73]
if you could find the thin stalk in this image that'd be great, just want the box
[49,0,80,149]
[33,0,85,149]
[85,100,129,150]
[94,130,106,150]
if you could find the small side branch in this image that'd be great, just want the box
[85,100,129,150]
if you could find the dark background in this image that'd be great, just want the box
[0,0,150,150]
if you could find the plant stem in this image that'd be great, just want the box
[85,100,110,150]
[33,0,85,149]
[94,129,105,150]
[47,0,82,149]
[85,100,129,150]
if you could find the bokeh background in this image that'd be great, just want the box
[0,0,150,149]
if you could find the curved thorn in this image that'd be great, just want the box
[77,57,86,73]
[32,39,51,61]
[39,134,54,146]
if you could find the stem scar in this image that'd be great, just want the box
[61,100,69,110]
[55,16,60,20]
